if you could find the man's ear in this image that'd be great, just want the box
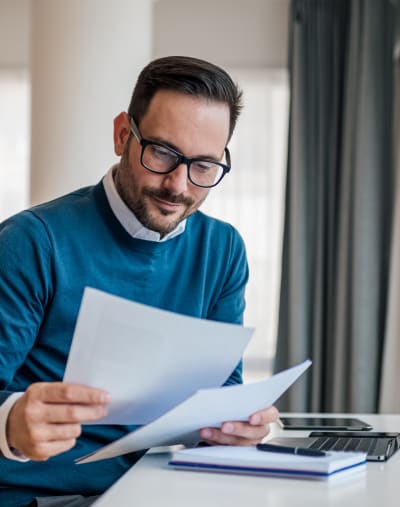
[113,112,131,156]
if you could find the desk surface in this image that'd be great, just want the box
[93,414,400,507]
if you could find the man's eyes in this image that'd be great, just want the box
[149,144,219,171]
[151,145,175,159]
[192,161,217,172]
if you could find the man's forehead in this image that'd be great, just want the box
[135,89,229,153]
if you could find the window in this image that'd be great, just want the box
[201,69,289,382]
[0,69,30,221]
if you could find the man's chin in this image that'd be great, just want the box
[158,208,176,217]
[138,200,193,235]
[145,214,183,236]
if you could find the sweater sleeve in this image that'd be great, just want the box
[207,226,249,386]
[0,211,52,390]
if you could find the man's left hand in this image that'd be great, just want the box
[199,405,279,446]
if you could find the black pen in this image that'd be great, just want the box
[256,443,327,457]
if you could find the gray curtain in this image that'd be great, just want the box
[380,1,400,413]
[275,0,396,413]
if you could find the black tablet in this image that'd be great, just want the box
[278,416,373,431]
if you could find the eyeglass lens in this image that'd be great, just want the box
[142,143,225,187]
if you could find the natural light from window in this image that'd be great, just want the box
[0,69,30,222]
[201,69,289,382]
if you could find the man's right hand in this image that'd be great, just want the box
[6,382,112,461]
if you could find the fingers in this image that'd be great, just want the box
[25,404,107,423]
[200,421,268,446]
[21,383,111,425]
[25,382,112,405]
[25,400,108,424]
[20,437,79,461]
[199,405,280,446]
[6,382,112,461]
[28,422,83,442]
[21,422,83,460]
[248,405,279,426]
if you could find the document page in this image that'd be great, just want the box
[63,287,253,424]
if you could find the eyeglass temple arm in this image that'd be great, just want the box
[224,147,231,168]
[129,116,142,141]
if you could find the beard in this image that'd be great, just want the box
[115,143,200,236]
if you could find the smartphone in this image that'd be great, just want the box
[278,416,373,431]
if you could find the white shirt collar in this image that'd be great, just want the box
[102,165,186,242]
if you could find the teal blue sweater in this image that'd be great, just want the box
[0,181,248,503]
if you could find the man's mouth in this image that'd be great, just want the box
[144,189,193,212]
[151,195,184,212]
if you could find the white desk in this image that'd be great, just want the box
[93,414,400,507]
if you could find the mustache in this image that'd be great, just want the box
[143,188,194,207]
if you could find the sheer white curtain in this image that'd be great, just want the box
[202,69,289,382]
[0,69,30,221]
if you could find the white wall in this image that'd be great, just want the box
[0,0,289,71]
[0,0,289,204]
[0,0,30,67]
[153,0,289,68]
[29,0,152,203]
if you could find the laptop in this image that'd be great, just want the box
[268,431,400,462]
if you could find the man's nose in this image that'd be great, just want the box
[161,163,189,194]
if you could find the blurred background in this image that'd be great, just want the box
[0,0,289,383]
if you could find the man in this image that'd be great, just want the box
[0,56,278,506]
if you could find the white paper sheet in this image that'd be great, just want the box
[76,359,311,464]
[63,287,253,424]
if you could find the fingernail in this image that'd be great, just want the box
[250,414,261,425]
[201,429,212,439]
[101,392,112,403]
[222,423,234,434]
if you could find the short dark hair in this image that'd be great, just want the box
[128,56,243,142]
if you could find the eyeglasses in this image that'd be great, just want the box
[129,117,231,188]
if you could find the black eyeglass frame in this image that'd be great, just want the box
[129,116,231,188]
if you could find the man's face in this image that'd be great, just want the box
[113,89,230,236]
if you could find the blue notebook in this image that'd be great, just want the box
[168,445,367,480]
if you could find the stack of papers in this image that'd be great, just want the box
[64,287,254,424]
[75,359,311,464]
[63,287,312,465]
[168,446,367,480]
